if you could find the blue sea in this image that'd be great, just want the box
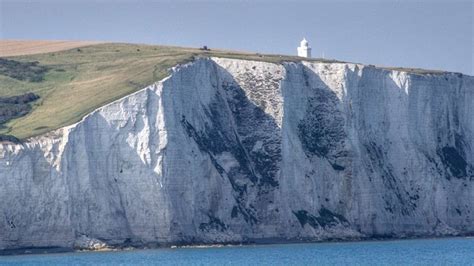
[1,238,473,265]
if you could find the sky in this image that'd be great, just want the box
[0,0,473,75]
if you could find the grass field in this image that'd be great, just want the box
[0,40,103,57]
[0,42,336,139]
[0,41,448,140]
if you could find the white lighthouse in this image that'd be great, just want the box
[297,38,312,58]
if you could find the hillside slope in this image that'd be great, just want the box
[0,41,444,139]
[0,58,472,251]
[0,43,197,139]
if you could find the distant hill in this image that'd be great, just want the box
[0,40,103,57]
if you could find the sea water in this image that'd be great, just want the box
[1,237,473,265]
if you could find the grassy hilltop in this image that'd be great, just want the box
[0,42,446,140]
[0,42,311,139]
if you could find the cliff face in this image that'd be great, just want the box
[1,58,473,250]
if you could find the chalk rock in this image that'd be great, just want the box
[0,58,473,250]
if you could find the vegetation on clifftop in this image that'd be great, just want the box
[0,42,449,139]
[0,42,342,139]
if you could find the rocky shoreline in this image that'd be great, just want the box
[3,234,474,256]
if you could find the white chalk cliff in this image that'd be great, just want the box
[1,58,473,250]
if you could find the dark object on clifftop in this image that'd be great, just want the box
[0,58,49,82]
[0,134,21,144]
[200,46,210,51]
[0,92,39,105]
[0,92,40,125]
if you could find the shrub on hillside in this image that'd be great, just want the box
[0,93,40,124]
[0,58,49,82]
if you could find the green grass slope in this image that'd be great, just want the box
[0,42,447,140]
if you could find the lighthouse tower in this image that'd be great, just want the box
[297,38,312,58]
